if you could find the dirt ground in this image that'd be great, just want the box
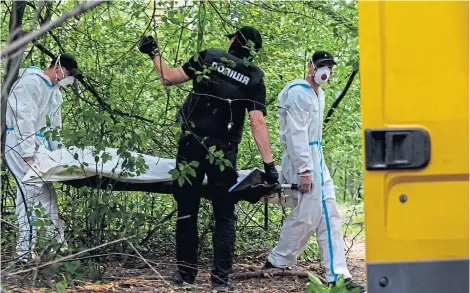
[3,238,366,293]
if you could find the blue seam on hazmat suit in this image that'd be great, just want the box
[7,127,52,151]
[317,142,338,282]
[287,81,339,281]
[27,66,54,88]
[293,79,338,282]
[8,66,56,152]
[289,83,312,90]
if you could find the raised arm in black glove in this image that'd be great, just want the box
[138,36,159,60]
[263,161,279,185]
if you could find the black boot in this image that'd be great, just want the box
[262,260,278,269]
[171,271,195,285]
[210,282,235,292]
[262,260,291,270]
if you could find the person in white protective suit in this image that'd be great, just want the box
[264,51,365,292]
[5,54,81,260]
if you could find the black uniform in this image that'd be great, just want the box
[174,48,266,285]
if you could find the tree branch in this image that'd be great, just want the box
[0,0,107,58]
[31,39,55,58]
[25,39,155,125]
[79,77,155,123]
[207,1,236,32]
[323,69,358,126]
[25,2,66,54]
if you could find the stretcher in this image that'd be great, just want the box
[22,146,296,206]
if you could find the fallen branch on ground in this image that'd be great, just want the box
[5,236,134,276]
[126,241,170,287]
[231,268,327,284]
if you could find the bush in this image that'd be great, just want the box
[305,274,361,293]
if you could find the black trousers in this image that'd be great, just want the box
[173,134,238,285]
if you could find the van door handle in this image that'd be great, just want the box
[365,128,431,170]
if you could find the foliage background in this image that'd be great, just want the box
[0,0,363,290]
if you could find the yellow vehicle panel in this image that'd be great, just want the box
[358,1,469,292]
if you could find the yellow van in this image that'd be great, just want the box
[358,1,469,292]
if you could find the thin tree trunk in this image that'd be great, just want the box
[1,1,27,157]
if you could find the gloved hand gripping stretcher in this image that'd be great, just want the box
[21,146,297,206]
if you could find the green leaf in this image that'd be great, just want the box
[66,166,75,175]
[219,165,225,172]
[79,186,88,195]
[333,27,339,36]
[188,168,196,177]
[65,260,80,274]
[56,279,67,293]
[178,176,184,187]
[73,153,79,160]
[101,153,112,163]
[353,61,359,71]
[308,273,323,285]
[169,169,180,180]
[183,175,192,185]
[351,29,359,38]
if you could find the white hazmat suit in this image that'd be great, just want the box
[267,79,351,282]
[5,66,65,258]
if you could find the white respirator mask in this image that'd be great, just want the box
[58,76,75,87]
[313,66,331,85]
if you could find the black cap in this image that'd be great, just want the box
[311,50,337,66]
[51,54,82,76]
[225,26,262,50]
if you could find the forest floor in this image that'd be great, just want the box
[3,237,366,293]
[3,204,366,293]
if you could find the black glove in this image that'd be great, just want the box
[263,161,279,185]
[138,35,159,59]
